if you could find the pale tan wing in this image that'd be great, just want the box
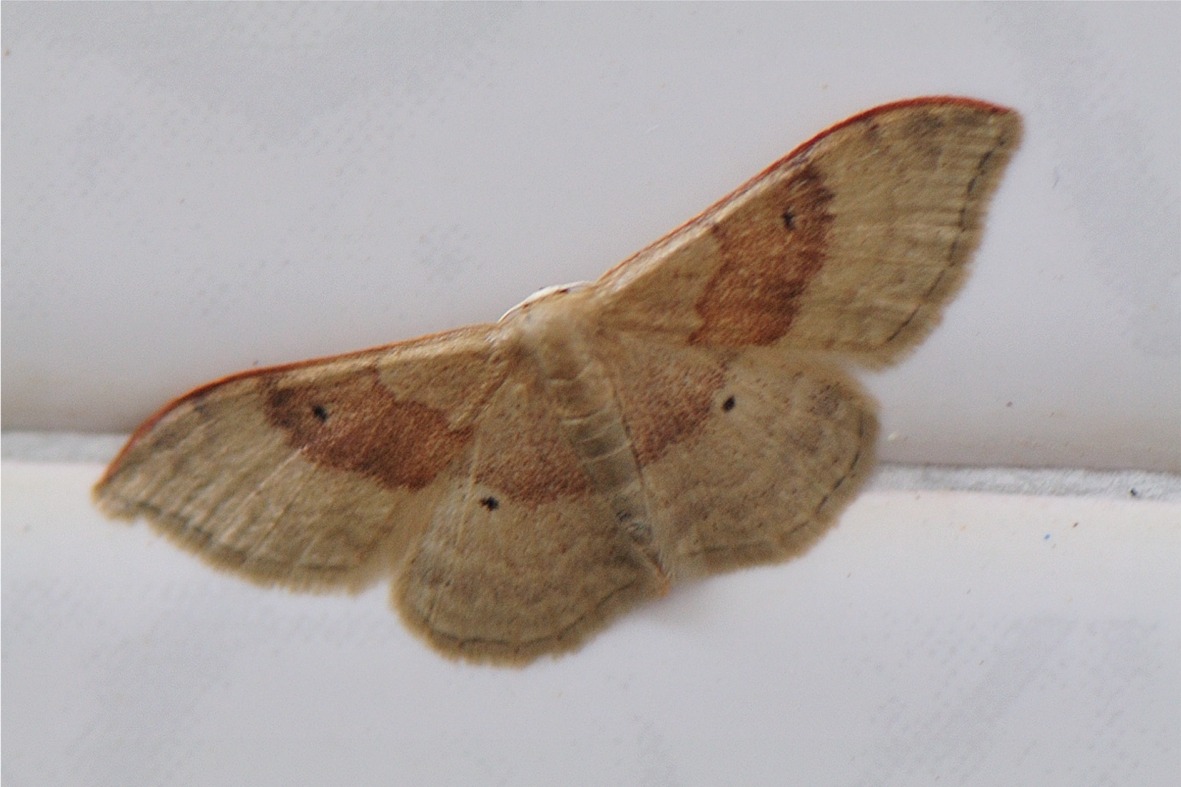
[94,325,501,591]
[394,368,666,664]
[599,335,876,577]
[594,97,1021,365]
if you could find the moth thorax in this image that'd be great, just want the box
[509,290,594,382]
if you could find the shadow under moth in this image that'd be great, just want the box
[95,97,1021,665]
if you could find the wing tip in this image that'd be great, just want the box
[844,99,1023,368]
[91,482,132,522]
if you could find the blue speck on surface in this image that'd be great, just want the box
[1044,533,1051,540]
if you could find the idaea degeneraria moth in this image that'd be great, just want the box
[96,97,1021,664]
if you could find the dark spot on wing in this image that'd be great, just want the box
[691,164,835,346]
[611,347,726,465]
[264,368,472,491]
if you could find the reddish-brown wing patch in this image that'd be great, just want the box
[264,368,473,491]
[605,338,727,465]
[473,379,593,504]
[689,165,835,346]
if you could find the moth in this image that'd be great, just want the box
[95,97,1021,664]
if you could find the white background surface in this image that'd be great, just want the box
[4,462,1179,786]
[3,7,1180,786]
[3,3,1179,471]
